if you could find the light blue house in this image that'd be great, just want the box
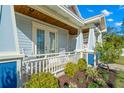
[0,5,106,88]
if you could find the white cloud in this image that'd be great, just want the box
[107,18,114,22]
[114,22,122,26]
[119,5,124,9]
[87,9,94,12]
[101,9,113,16]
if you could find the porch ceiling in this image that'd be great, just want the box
[82,14,106,32]
[82,28,89,33]
[14,5,78,35]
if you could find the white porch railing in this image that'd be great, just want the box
[21,51,86,85]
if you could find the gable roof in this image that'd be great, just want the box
[83,14,107,32]
[65,5,82,18]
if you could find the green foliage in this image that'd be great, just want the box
[86,67,99,80]
[64,62,79,78]
[24,72,59,88]
[77,58,87,71]
[96,34,123,63]
[88,82,99,88]
[114,71,124,88]
[95,78,106,86]
[115,56,124,65]
[98,69,109,81]
[78,78,85,84]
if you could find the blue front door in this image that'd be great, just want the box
[0,61,17,88]
[88,53,94,66]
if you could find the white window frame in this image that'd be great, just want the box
[32,22,58,55]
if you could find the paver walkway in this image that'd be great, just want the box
[108,64,124,71]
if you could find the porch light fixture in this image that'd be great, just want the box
[28,8,34,14]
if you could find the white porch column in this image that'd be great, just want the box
[0,5,19,55]
[97,32,102,43]
[87,27,97,67]
[0,5,21,88]
[75,29,84,58]
[88,28,96,51]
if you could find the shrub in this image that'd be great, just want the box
[86,67,99,80]
[24,72,59,88]
[77,58,87,71]
[78,78,85,84]
[88,82,99,88]
[98,69,109,81]
[64,62,79,78]
[95,78,106,87]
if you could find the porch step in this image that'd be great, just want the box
[55,71,65,78]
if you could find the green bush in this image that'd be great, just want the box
[77,58,87,71]
[98,69,109,81]
[24,72,59,88]
[86,67,99,80]
[64,62,79,78]
[88,82,99,88]
[78,78,85,84]
[95,78,106,87]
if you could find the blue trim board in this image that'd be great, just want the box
[0,61,17,88]
[88,53,94,66]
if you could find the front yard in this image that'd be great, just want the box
[23,58,124,88]
[115,56,124,65]
[98,68,124,88]
[114,71,124,88]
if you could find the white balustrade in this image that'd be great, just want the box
[21,51,86,85]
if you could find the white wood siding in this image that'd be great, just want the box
[15,14,33,55]
[15,13,70,55]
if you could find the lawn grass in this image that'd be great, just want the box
[115,56,124,65]
[114,71,124,88]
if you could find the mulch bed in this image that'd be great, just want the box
[58,68,117,88]
[58,71,91,88]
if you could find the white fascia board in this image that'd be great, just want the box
[57,5,84,26]
[29,5,84,29]
[102,16,107,32]
[84,14,104,24]
[75,6,83,19]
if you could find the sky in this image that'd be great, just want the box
[78,5,124,31]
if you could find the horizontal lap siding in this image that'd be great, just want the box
[15,14,32,55]
[15,13,70,54]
